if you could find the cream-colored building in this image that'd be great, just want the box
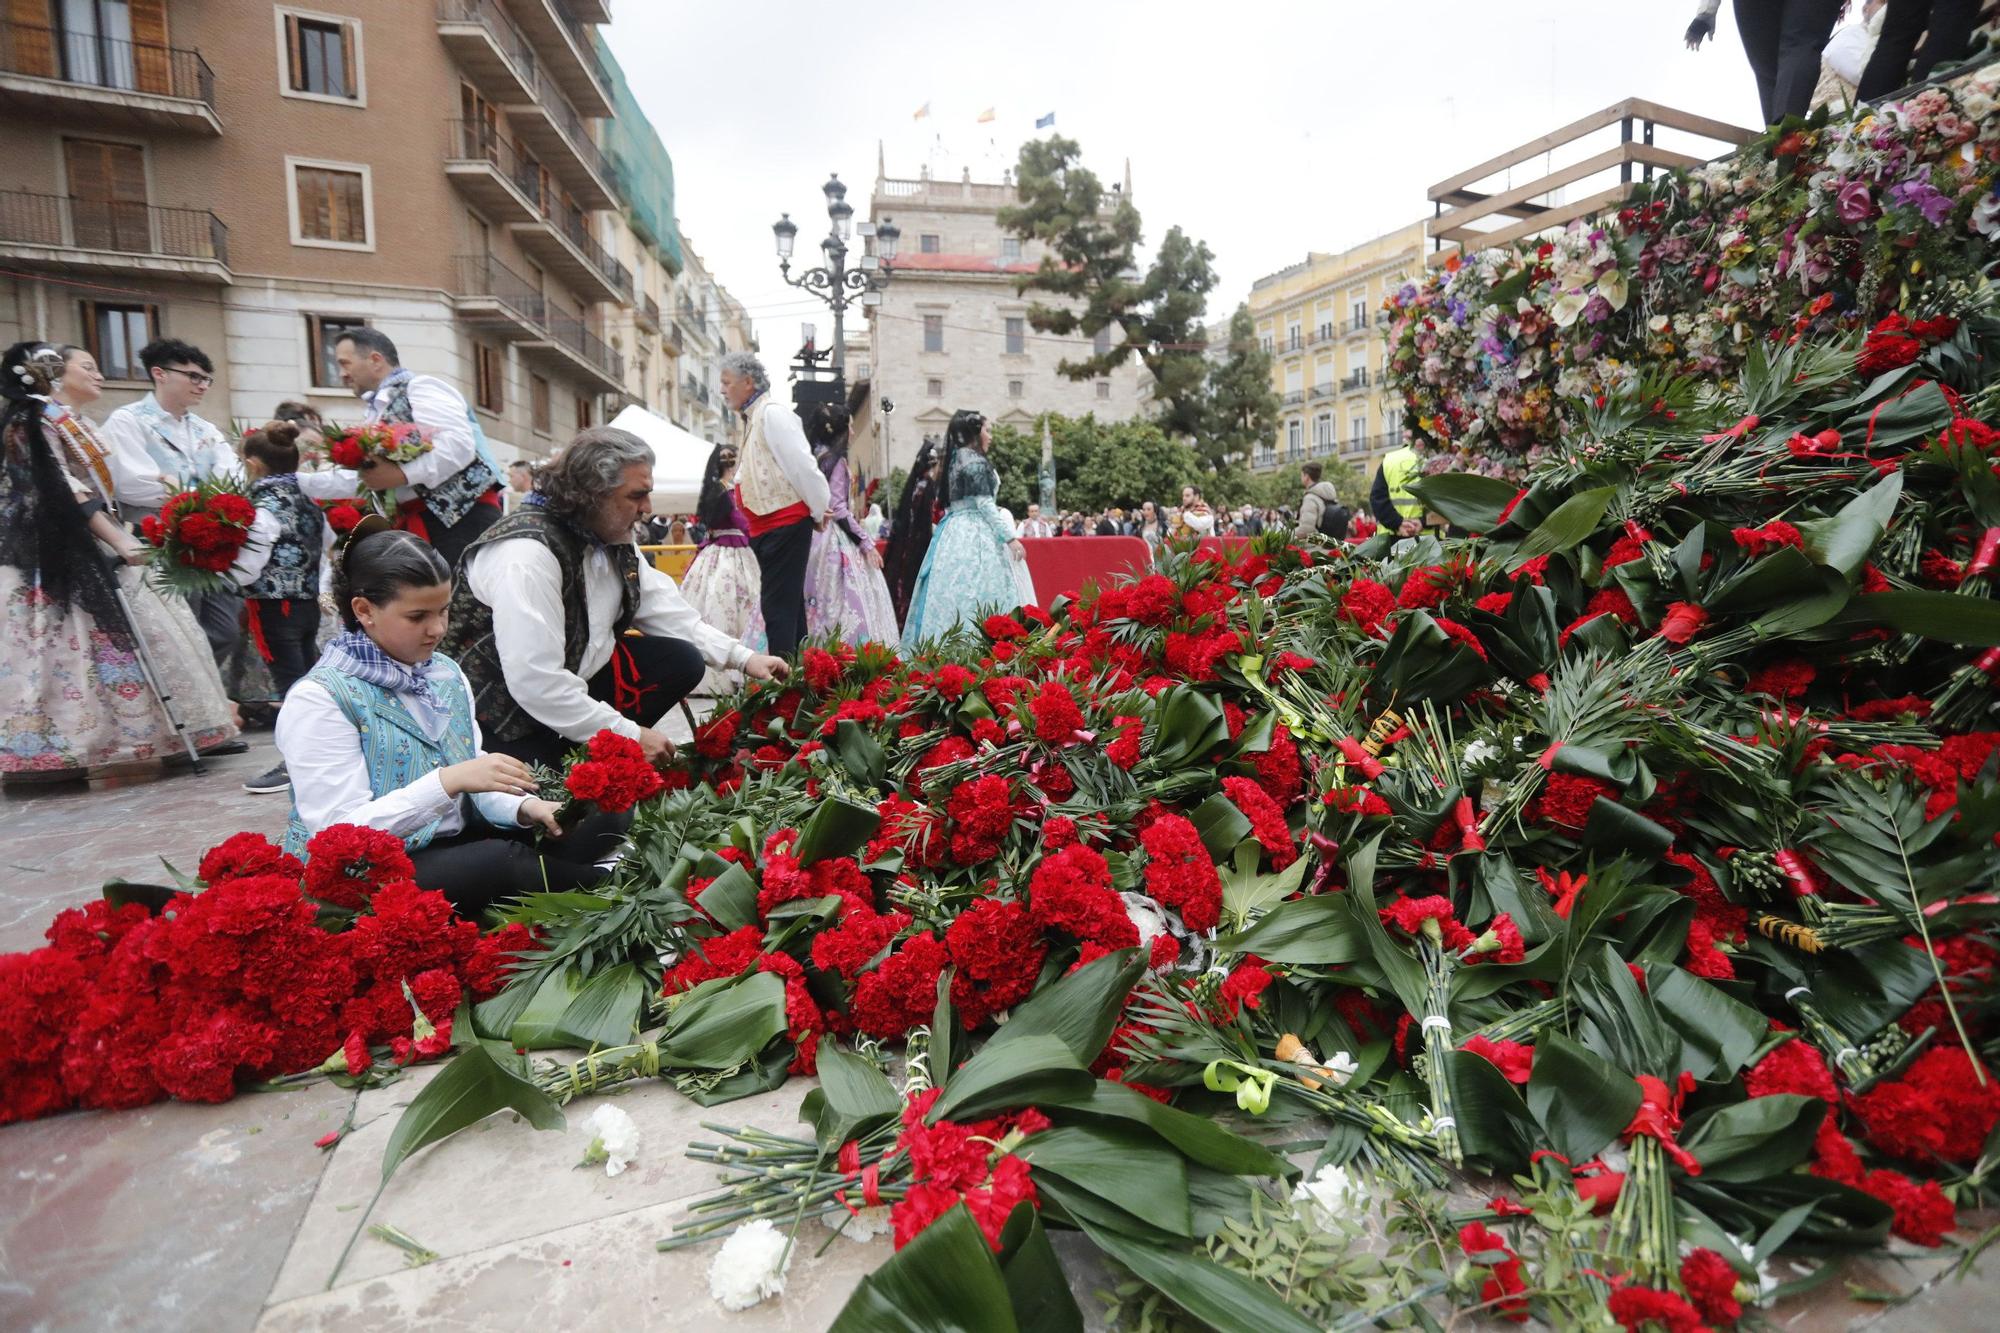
[1246,220,1426,479]
[862,153,1148,478]
[0,0,674,463]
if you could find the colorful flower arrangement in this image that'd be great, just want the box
[1386,65,2000,476]
[326,422,432,474]
[137,479,259,593]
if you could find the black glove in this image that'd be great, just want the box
[1685,13,1715,48]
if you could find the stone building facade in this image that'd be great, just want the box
[861,153,1149,479]
[0,0,707,465]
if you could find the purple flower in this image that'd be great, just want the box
[1834,178,1874,223]
[1581,294,1613,325]
[1447,298,1470,327]
[1889,177,1954,225]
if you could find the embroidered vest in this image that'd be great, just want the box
[438,508,643,743]
[736,397,806,517]
[244,474,326,601]
[281,655,478,856]
[373,373,502,529]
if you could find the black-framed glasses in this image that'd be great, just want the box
[160,366,214,388]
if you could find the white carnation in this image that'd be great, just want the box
[708,1218,791,1311]
[579,1103,639,1177]
[1291,1163,1366,1228]
[821,1205,891,1244]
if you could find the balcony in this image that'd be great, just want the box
[452,253,547,341]
[1280,335,1304,356]
[1309,383,1333,400]
[635,292,660,333]
[444,122,629,303]
[571,0,611,20]
[1281,389,1305,406]
[1341,369,1371,393]
[0,190,229,283]
[677,301,713,348]
[1346,316,1371,335]
[507,73,616,210]
[0,21,218,135]
[520,312,624,394]
[435,0,536,101]
[509,0,612,118]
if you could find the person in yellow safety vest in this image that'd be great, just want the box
[1369,445,1425,537]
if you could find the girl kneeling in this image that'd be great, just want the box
[278,525,626,916]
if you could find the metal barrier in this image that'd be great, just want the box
[637,542,697,581]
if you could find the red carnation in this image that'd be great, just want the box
[198,832,304,886]
[1216,959,1274,1017]
[1221,776,1296,869]
[1339,577,1397,635]
[1742,1037,1837,1103]
[1138,814,1223,932]
[1679,1247,1742,1326]
[945,898,1046,1027]
[1528,773,1613,830]
[849,931,949,1039]
[1608,1284,1706,1333]
[1024,679,1085,744]
[1458,1221,1529,1322]
[1028,844,1138,950]
[1658,601,1709,644]
[303,824,415,911]
[1461,1034,1533,1083]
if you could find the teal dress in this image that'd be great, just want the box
[902,448,1023,646]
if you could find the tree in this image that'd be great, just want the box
[985,413,1202,517]
[997,137,1217,446]
[1200,304,1282,501]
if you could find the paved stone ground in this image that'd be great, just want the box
[4,729,1998,1331]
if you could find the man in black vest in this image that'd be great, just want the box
[441,428,788,768]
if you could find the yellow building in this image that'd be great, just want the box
[1246,220,1427,479]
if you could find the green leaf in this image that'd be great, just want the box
[1855,591,2000,645]
[795,794,883,865]
[828,1202,1019,1333]
[1406,472,1521,531]
[1214,895,1365,964]
[1580,799,1674,860]
[656,971,789,1070]
[1439,1051,1537,1173]
[1525,1030,1640,1163]
[1510,486,1615,566]
[1077,1218,1322,1333]
[1050,1079,1290,1178]
[1647,966,1769,1082]
[1019,1124,1193,1237]
[506,966,587,1050]
[987,948,1143,1067]
[1150,687,1230,769]
[932,967,954,1097]
[1218,847,1310,932]
[997,1205,1083,1333]
[694,863,759,931]
[931,1034,1093,1122]
[1188,791,1254,859]
[833,718,888,788]
[553,963,645,1049]
[100,880,178,914]
[379,1045,564,1185]
[1681,1094,1824,1183]
[1801,470,1902,578]
[802,1041,904,1153]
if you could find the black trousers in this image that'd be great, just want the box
[1857,0,1983,100]
[490,633,707,768]
[1733,0,1843,124]
[189,586,244,668]
[420,495,505,572]
[752,519,812,658]
[247,598,321,697]
[408,808,630,918]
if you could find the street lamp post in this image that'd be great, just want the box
[772,173,898,397]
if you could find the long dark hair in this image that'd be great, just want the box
[332,525,451,630]
[806,402,852,472]
[941,409,985,477]
[0,341,130,632]
[884,437,941,623]
[696,443,738,532]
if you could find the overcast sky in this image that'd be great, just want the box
[606,1,1777,354]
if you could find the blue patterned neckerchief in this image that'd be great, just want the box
[323,628,444,715]
[363,368,413,418]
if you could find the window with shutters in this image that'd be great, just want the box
[531,374,552,434]
[61,137,150,253]
[46,1,175,95]
[276,8,363,104]
[574,395,592,431]
[306,315,367,388]
[79,300,157,381]
[287,157,372,249]
[474,343,503,415]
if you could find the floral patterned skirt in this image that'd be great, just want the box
[680,543,765,695]
[0,566,236,775]
[805,526,899,647]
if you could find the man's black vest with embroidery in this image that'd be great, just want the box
[440,508,641,743]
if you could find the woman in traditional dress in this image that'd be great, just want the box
[678,444,764,694]
[803,403,898,644]
[901,410,1026,646]
[883,438,941,627]
[276,525,625,916]
[0,341,237,781]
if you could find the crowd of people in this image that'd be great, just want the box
[0,326,1416,913]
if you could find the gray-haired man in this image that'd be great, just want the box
[440,428,788,767]
[719,351,828,657]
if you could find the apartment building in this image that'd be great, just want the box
[1246,219,1427,479]
[863,154,1148,478]
[672,238,754,447]
[0,0,661,463]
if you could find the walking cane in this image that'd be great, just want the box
[106,573,207,775]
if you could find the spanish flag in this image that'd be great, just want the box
[913,101,930,121]
[976,107,996,123]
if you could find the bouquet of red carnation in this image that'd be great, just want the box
[138,479,259,594]
[319,499,369,535]
[556,730,665,822]
[326,422,432,478]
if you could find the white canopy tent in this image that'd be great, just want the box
[608,404,721,513]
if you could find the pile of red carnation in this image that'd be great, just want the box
[139,482,258,584]
[564,730,665,814]
[0,827,530,1124]
[887,1088,1046,1251]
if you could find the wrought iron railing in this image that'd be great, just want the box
[0,20,214,107]
[453,253,546,326]
[0,190,227,264]
[445,121,629,298]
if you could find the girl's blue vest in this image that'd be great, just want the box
[282,654,478,856]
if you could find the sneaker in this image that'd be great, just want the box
[242,762,290,795]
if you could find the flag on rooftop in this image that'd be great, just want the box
[1035,111,1055,128]
[977,107,996,123]
[913,101,930,121]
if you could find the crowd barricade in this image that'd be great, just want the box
[638,543,698,581]
[1018,535,1153,603]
